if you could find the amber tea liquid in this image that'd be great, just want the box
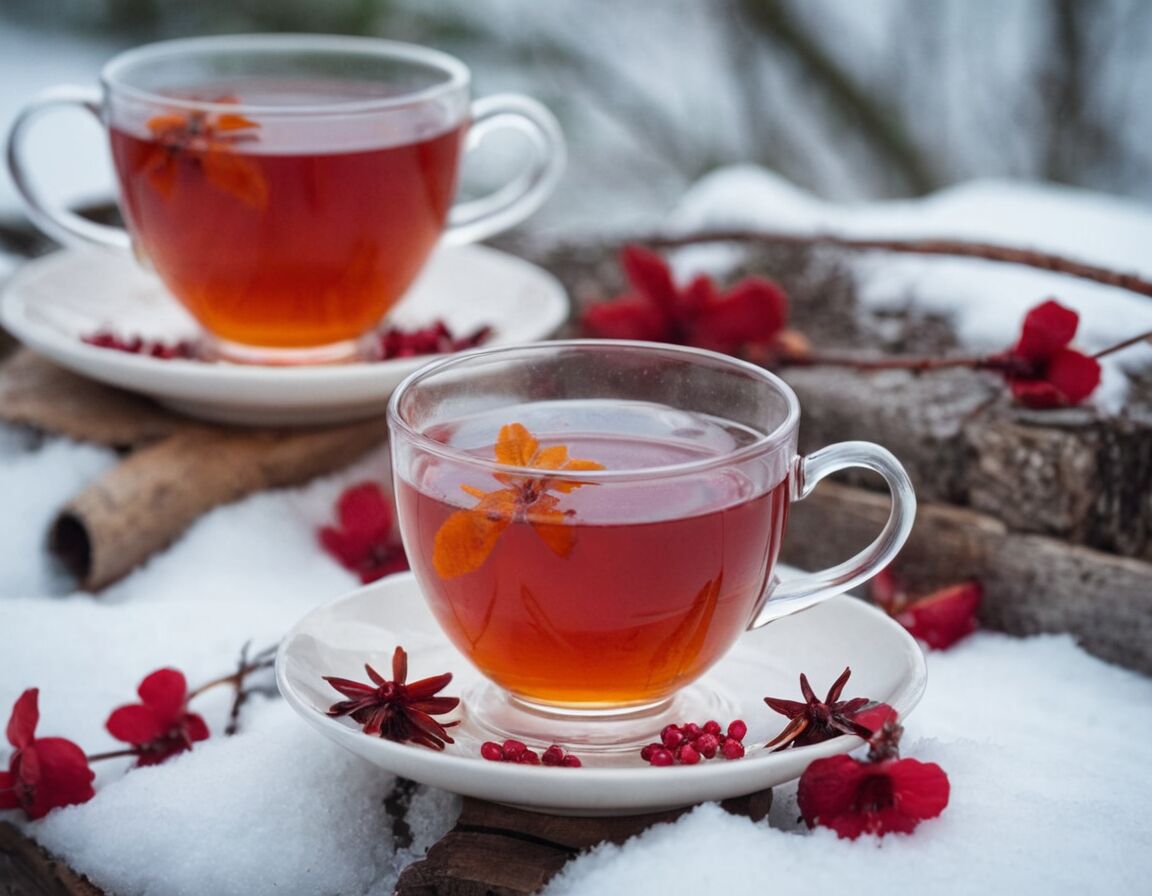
[397,400,789,710]
[110,79,465,352]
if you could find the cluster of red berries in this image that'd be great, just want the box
[640,719,747,766]
[480,739,582,767]
[83,331,198,359]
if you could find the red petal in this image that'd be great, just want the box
[686,277,788,352]
[137,668,188,723]
[21,738,95,820]
[0,770,19,810]
[6,688,38,749]
[884,757,951,821]
[106,704,164,745]
[1010,378,1066,409]
[184,712,210,743]
[851,702,898,735]
[898,581,982,650]
[870,566,904,614]
[337,483,393,543]
[620,245,679,317]
[318,527,367,570]
[797,754,869,836]
[1014,299,1079,362]
[392,646,409,684]
[581,298,672,342]
[1045,348,1101,405]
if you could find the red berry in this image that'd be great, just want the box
[518,749,540,764]
[502,739,526,760]
[727,720,748,741]
[721,738,746,760]
[683,723,701,737]
[562,755,582,767]
[650,748,675,766]
[542,745,565,766]
[480,741,505,762]
[677,743,701,765]
[662,728,685,748]
[641,743,659,761]
[695,733,719,758]
[703,720,722,736]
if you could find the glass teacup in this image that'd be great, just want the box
[388,340,915,746]
[7,34,564,363]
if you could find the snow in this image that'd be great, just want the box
[674,168,1152,410]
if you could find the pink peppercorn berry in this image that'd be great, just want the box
[641,719,748,766]
[480,740,581,767]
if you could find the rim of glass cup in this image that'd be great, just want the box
[387,339,802,484]
[101,33,470,117]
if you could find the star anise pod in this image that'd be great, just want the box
[324,647,459,750]
[764,666,876,751]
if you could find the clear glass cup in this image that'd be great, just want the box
[388,340,916,748]
[6,34,565,363]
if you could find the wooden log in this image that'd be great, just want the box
[781,481,1152,674]
[0,823,105,896]
[395,791,772,896]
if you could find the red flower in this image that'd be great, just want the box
[871,568,982,650]
[105,669,209,766]
[994,300,1101,408]
[581,245,789,355]
[0,689,95,819]
[798,753,950,839]
[318,483,410,584]
[324,647,460,750]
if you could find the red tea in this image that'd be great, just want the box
[396,401,789,709]
[109,80,465,350]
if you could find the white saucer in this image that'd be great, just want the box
[276,572,927,816]
[0,245,568,426]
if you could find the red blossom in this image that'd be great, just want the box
[105,669,209,766]
[798,753,950,839]
[0,689,95,819]
[581,245,789,355]
[872,568,982,650]
[324,647,460,750]
[318,483,410,584]
[993,299,1101,408]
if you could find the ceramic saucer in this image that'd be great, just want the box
[276,572,927,816]
[0,245,568,426]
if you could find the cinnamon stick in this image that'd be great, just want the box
[50,418,388,590]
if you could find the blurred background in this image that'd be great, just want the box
[1,0,1150,240]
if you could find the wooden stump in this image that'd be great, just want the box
[395,791,773,895]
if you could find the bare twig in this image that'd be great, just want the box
[636,229,1152,300]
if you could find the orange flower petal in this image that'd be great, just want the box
[433,508,510,579]
[531,445,570,470]
[495,423,537,467]
[146,113,189,135]
[201,146,268,210]
[214,112,260,132]
[530,511,577,559]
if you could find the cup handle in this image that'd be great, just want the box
[749,441,916,629]
[442,94,565,245]
[6,86,131,251]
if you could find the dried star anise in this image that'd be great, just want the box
[324,647,459,750]
[764,667,880,751]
